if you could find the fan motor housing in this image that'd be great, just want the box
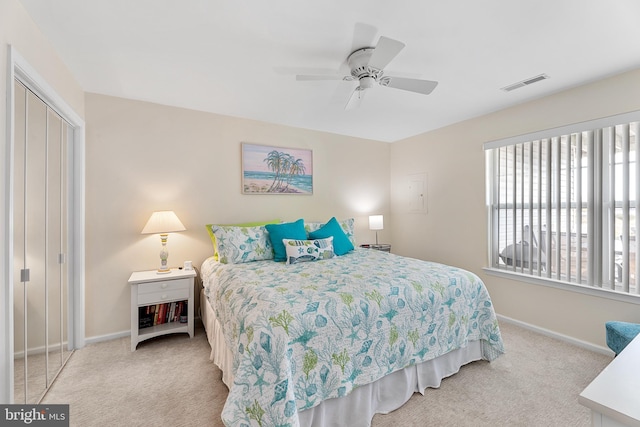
[348,48,382,81]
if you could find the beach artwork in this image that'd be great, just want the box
[242,143,313,194]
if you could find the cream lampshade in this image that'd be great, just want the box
[141,210,186,273]
[369,215,383,245]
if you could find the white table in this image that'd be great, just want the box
[579,334,640,427]
[129,268,196,351]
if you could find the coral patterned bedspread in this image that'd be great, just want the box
[202,248,504,427]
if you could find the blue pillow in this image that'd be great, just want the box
[308,217,355,256]
[265,219,307,262]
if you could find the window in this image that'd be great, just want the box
[485,111,640,297]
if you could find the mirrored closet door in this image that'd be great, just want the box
[13,79,73,404]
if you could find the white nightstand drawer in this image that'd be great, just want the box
[138,288,188,305]
[137,278,190,305]
[138,278,189,295]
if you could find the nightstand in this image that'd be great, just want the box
[360,244,391,253]
[129,268,196,351]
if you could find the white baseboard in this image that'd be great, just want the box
[13,340,71,359]
[497,314,614,356]
[84,316,203,346]
[84,330,130,345]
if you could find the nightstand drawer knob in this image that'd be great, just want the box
[161,283,168,289]
[161,294,168,299]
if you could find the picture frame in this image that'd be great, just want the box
[241,143,313,195]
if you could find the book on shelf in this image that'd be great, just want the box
[161,304,168,325]
[138,306,154,329]
[173,302,179,323]
[180,301,188,323]
[168,302,176,323]
[138,301,188,329]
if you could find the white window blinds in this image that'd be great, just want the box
[485,111,640,296]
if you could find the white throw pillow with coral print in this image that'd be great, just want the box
[283,237,335,265]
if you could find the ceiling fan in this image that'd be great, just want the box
[296,36,438,110]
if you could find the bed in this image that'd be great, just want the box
[200,218,504,427]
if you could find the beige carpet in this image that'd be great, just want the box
[41,321,611,427]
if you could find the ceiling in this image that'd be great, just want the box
[19,0,640,142]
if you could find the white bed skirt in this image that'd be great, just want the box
[200,288,484,427]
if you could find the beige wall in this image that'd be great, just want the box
[5,0,640,385]
[84,93,391,339]
[390,68,640,348]
[1,0,85,403]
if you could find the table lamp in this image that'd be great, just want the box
[141,210,186,273]
[369,215,383,245]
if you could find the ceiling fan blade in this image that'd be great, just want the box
[351,22,378,52]
[381,76,439,95]
[296,74,348,81]
[345,87,366,110]
[368,36,405,70]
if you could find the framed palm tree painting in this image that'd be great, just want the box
[241,143,313,194]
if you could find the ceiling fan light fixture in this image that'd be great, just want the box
[360,76,375,89]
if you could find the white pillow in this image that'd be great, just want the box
[283,237,335,265]
[210,224,274,264]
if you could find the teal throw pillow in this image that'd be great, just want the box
[308,217,354,256]
[265,219,307,262]
[305,217,355,246]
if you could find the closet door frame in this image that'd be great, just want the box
[4,45,86,403]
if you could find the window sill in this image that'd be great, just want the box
[483,267,640,305]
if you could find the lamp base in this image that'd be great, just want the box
[156,269,171,274]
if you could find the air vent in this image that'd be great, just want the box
[501,74,549,92]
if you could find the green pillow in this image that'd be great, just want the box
[308,217,355,256]
[206,219,280,260]
[265,219,307,262]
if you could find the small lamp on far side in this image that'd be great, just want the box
[369,215,383,246]
[141,210,186,273]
